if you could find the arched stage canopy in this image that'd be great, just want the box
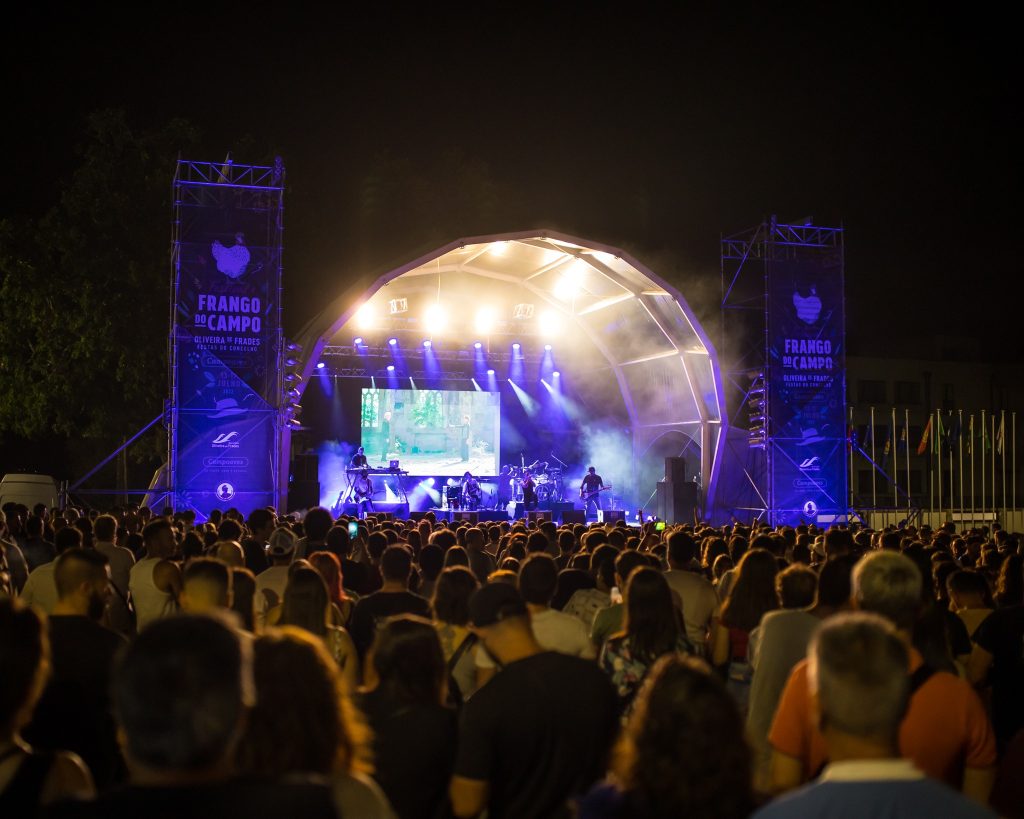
[289,230,726,516]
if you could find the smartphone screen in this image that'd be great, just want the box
[655,521,666,531]
[348,521,359,538]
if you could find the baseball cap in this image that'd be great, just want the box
[469,582,528,628]
[267,527,296,557]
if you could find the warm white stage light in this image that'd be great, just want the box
[424,303,447,335]
[474,306,497,335]
[537,309,560,336]
[355,304,375,329]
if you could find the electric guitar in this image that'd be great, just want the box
[580,485,613,502]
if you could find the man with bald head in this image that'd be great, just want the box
[213,540,245,568]
[24,548,127,788]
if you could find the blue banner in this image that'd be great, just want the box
[767,255,846,523]
[171,165,283,516]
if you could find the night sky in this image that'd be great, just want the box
[4,3,1017,354]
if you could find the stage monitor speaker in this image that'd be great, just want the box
[600,509,627,525]
[476,510,508,523]
[665,456,687,485]
[288,481,320,512]
[560,510,586,525]
[528,511,553,525]
[656,481,700,524]
[551,502,575,516]
[453,511,479,524]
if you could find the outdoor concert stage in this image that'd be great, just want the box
[287,231,725,522]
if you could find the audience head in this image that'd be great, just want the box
[267,527,297,563]
[852,550,921,630]
[93,514,117,544]
[369,616,446,707]
[776,563,818,609]
[431,566,479,626]
[230,567,257,631]
[54,524,84,554]
[142,518,176,558]
[621,567,682,662]
[180,557,233,613]
[113,614,252,777]
[518,553,559,606]
[381,545,413,584]
[303,507,334,543]
[0,598,49,740]
[614,654,753,817]
[280,567,331,637]
[54,547,111,620]
[236,626,367,777]
[720,548,778,632]
[213,540,245,568]
[468,582,531,659]
[809,612,909,748]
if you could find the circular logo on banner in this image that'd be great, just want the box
[216,482,235,501]
[802,500,819,518]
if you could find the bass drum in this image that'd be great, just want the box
[536,483,552,502]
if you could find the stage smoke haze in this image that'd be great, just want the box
[577,423,634,512]
[316,439,357,510]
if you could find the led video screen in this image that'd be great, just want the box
[360,388,500,476]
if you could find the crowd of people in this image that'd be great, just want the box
[1,500,1022,817]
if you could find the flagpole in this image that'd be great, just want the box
[905,408,912,513]
[937,409,943,519]
[981,409,986,526]
[991,413,996,526]
[958,409,964,524]
[848,405,854,512]
[1013,412,1018,519]
[970,413,975,528]
[929,410,935,520]
[892,408,898,508]
[1001,410,1007,522]
[870,406,876,508]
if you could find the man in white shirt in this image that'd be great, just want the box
[255,527,296,626]
[662,530,718,651]
[21,525,84,614]
[93,514,135,634]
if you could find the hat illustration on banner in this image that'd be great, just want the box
[208,398,247,418]
[792,286,822,324]
[795,427,825,446]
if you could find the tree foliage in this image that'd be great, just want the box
[0,110,199,445]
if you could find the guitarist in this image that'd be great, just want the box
[461,471,482,511]
[353,469,375,518]
[579,466,605,518]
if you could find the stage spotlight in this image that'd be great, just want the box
[355,304,375,329]
[487,369,495,376]
[446,478,457,487]
[316,361,325,369]
[473,341,483,350]
[426,477,435,487]
[553,370,560,378]
[544,344,552,351]
[422,339,432,348]
[388,337,398,346]
[537,308,560,336]
[512,342,521,351]
[353,336,363,346]
[424,303,447,335]
[386,364,395,372]
[474,306,497,335]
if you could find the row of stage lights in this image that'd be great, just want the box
[353,303,563,337]
[316,338,560,379]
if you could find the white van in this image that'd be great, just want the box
[0,473,60,511]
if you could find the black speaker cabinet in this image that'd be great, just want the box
[656,481,700,524]
[288,481,320,512]
[560,510,587,525]
[665,456,688,485]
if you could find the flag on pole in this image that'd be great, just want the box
[883,421,893,457]
[898,422,908,454]
[937,412,945,454]
[862,423,873,448]
[997,414,1005,456]
[981,418,991,453]
[950,414,962,449]
[917,416,932,456]
[968,414,974,456]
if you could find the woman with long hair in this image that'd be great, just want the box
[994,553,1023,608]
[309,551,356,628]
[0,599,94,811]
[279,567,358,689]
[234,627,391,817]
[359,616,457,819]
[600,567,693,717]
[430,566,480,704]
[580,655,755,819]
[711,548,778,713]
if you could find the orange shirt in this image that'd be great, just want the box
[768,648,996,787]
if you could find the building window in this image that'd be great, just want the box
[858,379,886,404]
[895,380,921,405]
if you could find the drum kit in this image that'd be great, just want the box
[500,454,567,503]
